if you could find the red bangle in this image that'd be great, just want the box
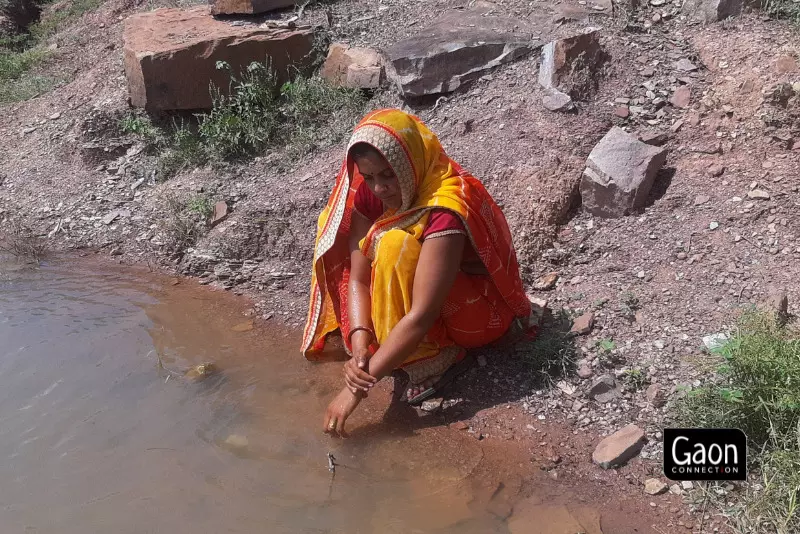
[348,326,375,346]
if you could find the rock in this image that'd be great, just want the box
[645,478,668,495]
[533,272,559,290]
[123,6,314,110]
[232,320,254,332]
[577,364,594,379]
[384,8,536,98]
[592,424,647,469]
[761,291,789,322]
[210,0,294,15]
[708,164,725,177]
[211,201,229,227]
[588,374,620,403]
[638,130,669,146]
[709,221,719,230]
[421,397,444,412]
[49,112,61,120]
[320,43,384,90]
[703,333,729,351]
[450,421,469,431]
[646,383,667,407]
[223,434,249,450]
[477,354,488,367]
[681,481,694,490]
[571,312,595,335]
[670,483,682,495]
[747,189,770,200]
[775,55,798,74]
[614,106,630,118]
[694,195,710,206]
[580,126,668,218]
[682,0,743,22]
[102,210,122,225]
[542,89,574,112]
[538,28,604,98]
[675,59,698,72]
[670,86,691,108]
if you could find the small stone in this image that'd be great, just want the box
[709,222,719,230]
[761,291,789,320]
[747,189,771,200]
[641,66,655,77]
[670,86,691,108]
[708,164,725,177]
[676,59,697,72]
[681,481,694,490]
[49,112,62,120]
[22,127,37,134]
[646,383,667,407]
[654,340,665,350]
[703,333,729,351]
[775,55,798,74]
[588,375,620,403]
[477,354,488,367]
[615,106,630,118]
[223,434,249,449]
[645,478,668,495]
[694,195,710,206]
[232,320,254,332]
[677,252,688,260]
[571,312,595,335]
[421,397,444,412]
[577,364,594,379]
[211,200,229,227]
[131,178,146,191]
[670,484,682,495]
[102,212,119,225]
[542,90,574,112]
[534,272,559,290]
[450,421,469,431]
[592,424,647,469]
[637,270,646,279]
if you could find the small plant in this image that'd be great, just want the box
[0,218,48,262]
[157,120,209,181]
[187,195,214,220]
[520,309,577,386]
[597,338,616,354]
[621,367,648,391]
[0,37,53,103]
[763,0,800,23]
[29,0,103,41]
[159,194,207,255]
[673,309,800,533]
[119,113,162,144]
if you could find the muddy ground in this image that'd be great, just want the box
[2,0,799,531]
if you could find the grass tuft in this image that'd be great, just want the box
[674,309,800,534]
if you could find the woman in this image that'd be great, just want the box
[301,109,536,437]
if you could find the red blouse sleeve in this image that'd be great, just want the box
[423,209,466,239]
[353,182,384,222]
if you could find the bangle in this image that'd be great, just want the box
[347,326,375,346]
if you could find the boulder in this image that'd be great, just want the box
[592,424,647,469]
[682,0,742,22]
[123,6,314,111]
[581,126,667,218]
[210,0,294,16]
[211,201,229,227]
[320,43,384,89]
[384,8,538,98]
[538,28,604,99]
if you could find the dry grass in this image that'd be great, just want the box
[0,218,48,262]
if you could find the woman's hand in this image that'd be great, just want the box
[323,387,363,438]
[343,347,376,394]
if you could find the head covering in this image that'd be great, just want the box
[301,109,530,358]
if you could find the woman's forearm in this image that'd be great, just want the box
[365,312,432,381]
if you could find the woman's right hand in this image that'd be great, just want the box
[344,348,377,394]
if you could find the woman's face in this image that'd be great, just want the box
[354,151,402,209]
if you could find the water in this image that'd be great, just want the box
[0,257,658,534]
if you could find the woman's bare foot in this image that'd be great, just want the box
[405,373,444,401]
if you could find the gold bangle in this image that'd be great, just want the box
[348,326,375,346]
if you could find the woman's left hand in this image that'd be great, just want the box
[323,387,363,438]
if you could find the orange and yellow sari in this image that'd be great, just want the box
[301,109,534,382]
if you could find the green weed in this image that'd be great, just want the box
[30,0,103,41]
[119,113,162,143]
[519,309,577,386]
[0,39,53,103]
[621,367,648,391]
[673,309,800,533]
[187,195,214,220]
[763,0,800,23]
[157,121,209,181]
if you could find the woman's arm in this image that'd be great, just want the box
[343,212,378,392]
[324,233,465,436]
[365,233,465,381]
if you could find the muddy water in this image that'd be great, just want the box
[0,257,659,534]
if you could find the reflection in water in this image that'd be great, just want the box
[0,258,509,534]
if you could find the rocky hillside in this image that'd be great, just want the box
[1,0,800,531]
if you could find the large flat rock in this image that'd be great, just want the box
[123,6,314,111]
[682,0,742,22]
[384,8,547,98]
[210,0,294,16]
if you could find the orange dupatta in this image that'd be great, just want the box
[301,109,531,361]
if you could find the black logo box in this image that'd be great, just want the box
[663,428,747,481]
